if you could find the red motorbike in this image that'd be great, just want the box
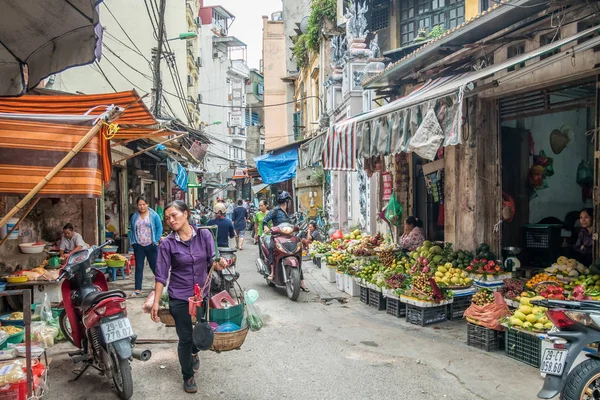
[58,241,150,399]
[256,223,302,301]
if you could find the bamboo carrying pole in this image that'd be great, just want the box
[0,198,40,248]
[0,108,122,229]
[112,133,187,165]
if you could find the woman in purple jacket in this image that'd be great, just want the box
[150,200,227,393]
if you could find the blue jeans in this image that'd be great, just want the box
[133,243,158,291]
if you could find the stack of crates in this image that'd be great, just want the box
[406,304,447,326]
[368,288,386,311]
[359,286,369,304]
[446,294,473,320]
[386,297,406,318]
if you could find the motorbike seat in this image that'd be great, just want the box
[80,290,127,311]
[218,247,237,253]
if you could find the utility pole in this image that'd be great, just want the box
[152,0,167,118]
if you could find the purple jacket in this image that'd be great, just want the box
[155,227,216,301]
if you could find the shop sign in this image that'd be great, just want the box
[382,172,392,201]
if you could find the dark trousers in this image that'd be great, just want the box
[169,298,200,380]
[133,243,158,291]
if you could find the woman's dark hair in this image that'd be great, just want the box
[237,199,244,206]
[582,208,594,220]
[63,223,74,231]
[308,221,317,229]
[165,200,190,221]
[136,196,148,205]
[259,199,268,208]
[406,216,423,228]
[105,215,111,221]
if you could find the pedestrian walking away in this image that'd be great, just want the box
[151,200,228,393]
[207,202,235,248]
[232,198,248,250]
[129,196,163,297]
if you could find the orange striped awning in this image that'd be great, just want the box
[0,90,163,139]
[0,119,103,197]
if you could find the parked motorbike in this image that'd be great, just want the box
[58,240,151,400]
[532,298,600,400]
[211,247,239,295]
[256,223,302,301]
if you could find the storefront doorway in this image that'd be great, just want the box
[500,80,596,267]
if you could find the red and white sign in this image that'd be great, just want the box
[382,172,392,201]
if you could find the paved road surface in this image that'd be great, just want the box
[44,242,545,399]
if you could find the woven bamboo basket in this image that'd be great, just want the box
[157,309,175,327]
[210,325,249,352]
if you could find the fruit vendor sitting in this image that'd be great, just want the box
[398,216,425,252]
[573,208,593,266]
[299,222,323,250]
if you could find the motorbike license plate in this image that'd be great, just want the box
[101,317,133,344]
[540,348,567,376]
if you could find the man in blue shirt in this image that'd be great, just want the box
[206,202,235,248]
[232,199,248,250]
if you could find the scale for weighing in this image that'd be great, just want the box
[503,246,521,272]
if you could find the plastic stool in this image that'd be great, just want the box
[108,267,125,282]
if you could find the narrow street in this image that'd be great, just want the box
[46,244,543,400]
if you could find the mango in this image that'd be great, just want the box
[510,317,524,327]
[514,311,527,321]
[438,266,447,273]
[435,271,444,278]
[523,321,533,329]
[531,306,542,315]
[519,305,533,315]
[520,297,531,306]
[521,292,530,298]
[537,316,548,324]
[534,323,545,330]
[545,322,553,330]
[526,314,538,324]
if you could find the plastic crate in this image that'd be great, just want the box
[368,289,386,310]
[386,297,406,318]
[0,380,26,400]
[406,304,447,326]
[467,323,505,352]
[360,286,369,304]
[523,224,563,268]
[446,295,473,320]
[505,327,542,368]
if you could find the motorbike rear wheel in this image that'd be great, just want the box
[59,309,76,346]
[560,358,600,400]
[285,266,300,301]
[109,345,133,400]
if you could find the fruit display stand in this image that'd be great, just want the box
[467,322,505,352]
[504,327,543,368]
[325,265,336,283]
[446,287,476,320]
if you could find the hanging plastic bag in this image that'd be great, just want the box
[385,191,403,227]
[577,160,593,186]
[142,291,155,313]
[408,109,445,161]
[246,303,264,331]
[40,295,53,324]
[39,294,60,345]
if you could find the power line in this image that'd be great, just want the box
[103,44,153,80]
[103,31,149,62]
[199,96,324,109]
[94,61,117,92]
[102,2,150,63]
[102,53,150,94]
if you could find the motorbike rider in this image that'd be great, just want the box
[206,202,235,248]
[262,192,309,292]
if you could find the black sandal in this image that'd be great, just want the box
[300,286,310,293]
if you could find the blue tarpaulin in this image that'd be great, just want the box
[254,148,298,184]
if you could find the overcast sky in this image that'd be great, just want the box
[204,0,283,70]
